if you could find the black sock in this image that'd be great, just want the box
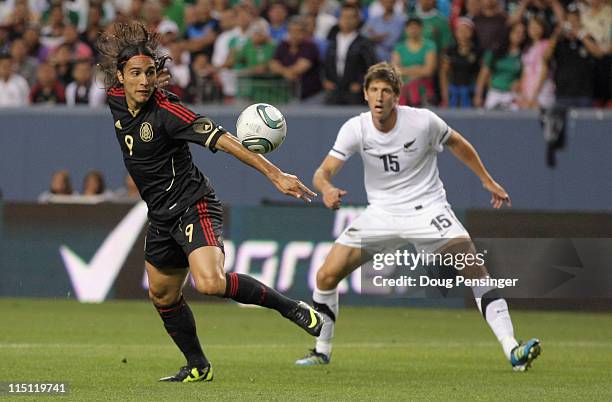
[155,296,208,368]
[224,272,296,317]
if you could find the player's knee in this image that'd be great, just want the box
[193,273,225,296]
[148,287,180,306]
[316,268,340,290]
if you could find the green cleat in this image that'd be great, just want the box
[511,339,541,372]
[159,364,214,382]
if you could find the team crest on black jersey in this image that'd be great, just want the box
[140,122,154,142]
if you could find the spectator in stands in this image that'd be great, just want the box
[186,53,219,103]
[211,0,230,20]
[30,61,65,104]
[413,0,454,55]
[0,50,30,107]
[82,170,111,197]
[449,0,481,29]
[211,6,240,99]
[230,19,277,77]
[303,0,337,40]
[322,4,378,105]
[267,1,289,42]
[229,20,278,101]
[0,25,9,53]
[80,4,105,53]
[156,18,180,56]
[224,4,260,100]
[303,13,328,60]
[10,37,38,86]
[160,0,187,33]
[544,5,604,108]
[142,0,165,33]
[38,169,74,202]
[4,0,39,40]
[23,26,49,62]
[362,0,406,61]
[474,22,526,109]
[473,0,509,52]
[465,0,482,20]
[517,16,555,109]
[63,23,93,60]
[185,0,221,60]
[113,174,141,202]
[270,16,322,101]
[166,41,191,92]
[440,17,481,107]
[392,17,437,106]
[508,0,565,29]
[40,5,65,50]
[49,43,73,86]
[65,59,106,107]
[367,0,405,20]
[580,0,611,106]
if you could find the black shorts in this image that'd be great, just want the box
[145,193,224,269]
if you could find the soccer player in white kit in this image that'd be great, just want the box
[295,62,541,371]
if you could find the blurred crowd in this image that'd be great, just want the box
[0,0,610,110]
[38,169,141,202]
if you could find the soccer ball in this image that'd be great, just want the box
[236,103,287,154]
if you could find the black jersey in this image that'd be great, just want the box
[107,87,225,224]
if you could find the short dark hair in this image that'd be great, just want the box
[341,3,361,14]
[405,16,423,27]
[364,62,403,95]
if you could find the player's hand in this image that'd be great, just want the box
[273,173,318,203]
[156,68,171,88]
[322,187,347,210]
[483,179,511,209]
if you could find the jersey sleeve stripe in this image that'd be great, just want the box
[439,127,451,144]
[171,103,197,120]
[154,91,195,119]
[164,102,196,121]
[331,148,346,156]
[156,101,195,123]
[154,93,196,122]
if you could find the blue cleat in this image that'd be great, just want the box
[511,338,541,372]
[295,349,330,366]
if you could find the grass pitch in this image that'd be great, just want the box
[1,299,611,401]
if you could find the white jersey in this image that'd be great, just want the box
[329,106,451,213]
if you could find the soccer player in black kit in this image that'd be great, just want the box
[96,22,322,383]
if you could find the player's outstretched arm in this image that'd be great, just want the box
[215,133,317,203]
[446,130,511,209]
[313,156,347,210]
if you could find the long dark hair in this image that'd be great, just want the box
[96,21,168,89]
[492,22,526,65]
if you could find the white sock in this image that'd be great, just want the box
[472,285,518,360]
[312,286,338,357]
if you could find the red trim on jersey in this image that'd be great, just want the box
[154,92,196,123]
[229,272,238,297]
[258,284,267,304]
[107,87,125,97]
[197,200,218,247]
[203,200,218,246]
[196,202,212,245]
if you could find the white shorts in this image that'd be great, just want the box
[336,203,469,254]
